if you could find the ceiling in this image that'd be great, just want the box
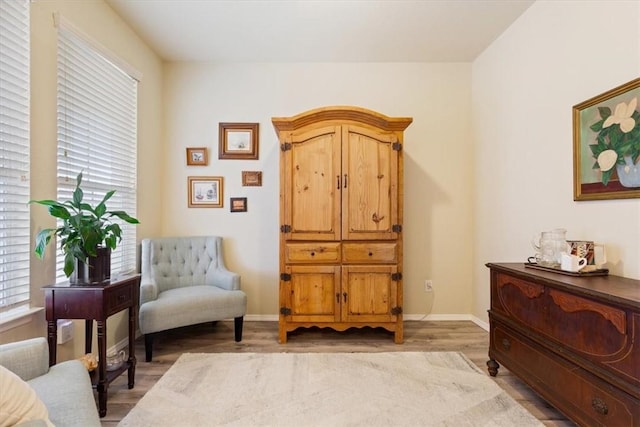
[106,0,535,63]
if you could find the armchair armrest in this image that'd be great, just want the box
[139,278,159,305]
[0,337,50,381]
[212,267,241,291]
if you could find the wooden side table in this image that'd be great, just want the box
[43,274,141,417]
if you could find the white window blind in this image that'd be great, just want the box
[56,22,138,283]
[0,0,30,315]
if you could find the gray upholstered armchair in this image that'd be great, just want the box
[139,236,247,361]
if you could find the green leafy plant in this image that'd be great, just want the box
[589,97,640,185]
[29,172,139,277]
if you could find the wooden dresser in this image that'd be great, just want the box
[486,263,639,426]
[272,107,412,344]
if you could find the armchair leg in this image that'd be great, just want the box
[234,316,244,342]
[144,334,154,362]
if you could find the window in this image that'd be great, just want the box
[0,0,30,316]
[56,18,139,283]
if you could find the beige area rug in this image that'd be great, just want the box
[119,352,542,427]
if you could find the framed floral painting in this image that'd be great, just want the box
[573,78,640,201]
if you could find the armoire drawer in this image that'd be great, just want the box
[284,242,341,263]
[491,324,639,426]
[342,242,397,264]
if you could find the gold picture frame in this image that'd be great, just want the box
[573,78,640,201]
[188,176,223,208]
[242,171,262,186]
[219,123,259,160]
[186,147,208,166]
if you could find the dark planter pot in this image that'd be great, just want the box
[71,247,111,285]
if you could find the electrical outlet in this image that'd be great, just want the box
[57,319,74,344]
[424,280,433,292]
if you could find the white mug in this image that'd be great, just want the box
[560,253,587,272]
[566,240,607,269]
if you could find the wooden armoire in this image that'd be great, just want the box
[272,106,413,343]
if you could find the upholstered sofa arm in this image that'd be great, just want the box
[213,268,241,291]
[0,337,50,381]
[139,278,159,305]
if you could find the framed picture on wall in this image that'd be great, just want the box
[186,147,208,166]
[230,197,247,212]
[573,78,640,201]
[242,171,262,186]
[219,123,259,160]
[188,176,223,208]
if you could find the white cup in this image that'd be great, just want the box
[560,253,587,272]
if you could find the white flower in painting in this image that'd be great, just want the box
[602,97,637,133]
[597,149,618,172]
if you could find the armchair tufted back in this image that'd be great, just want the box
[141,236,226,293]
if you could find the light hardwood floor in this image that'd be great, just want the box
[100,320,575,426]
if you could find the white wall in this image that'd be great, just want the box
[472,0,640,321]
[162,63,475,317]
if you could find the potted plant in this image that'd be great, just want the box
[589,96,640,187]
[30,172,139,284]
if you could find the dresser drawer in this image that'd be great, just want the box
[494,272,639,385]
[342,242,397,264]
[491,324,640,426]
[284,242,341,263]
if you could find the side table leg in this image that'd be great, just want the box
[46,320,57,366]
[96,320,107,417]
[85,320,93,354]
[127,306,136,389]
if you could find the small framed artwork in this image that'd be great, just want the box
[230,197,247,212]
[188,176,223,208]
[186,147,208,166]
[219,122,259,160]
[573,77,640,201]
[242,171,262,186]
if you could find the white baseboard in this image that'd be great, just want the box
[244,314,490,331]
[245,314,279,322]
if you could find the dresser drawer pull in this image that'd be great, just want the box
[501,338,511,351]
[118,294,126,301]
[591,397,608,415]
[310,252,315,257]
[368,252,373,257]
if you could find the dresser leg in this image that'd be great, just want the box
[487,359,500,377]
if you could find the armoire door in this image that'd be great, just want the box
[341,265,399,323]
[341,125,399,241]
[282,265,340,323]
[281,126,341,241]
